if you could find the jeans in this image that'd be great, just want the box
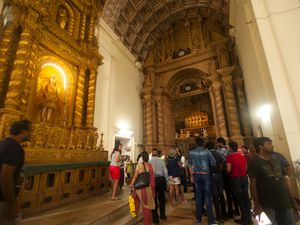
[0,202,21,225]
[193,174,215,225]
[263,207,295,225]
[223,173,239,217]
[211,173,226,220]
[152,177,166,223]
[230,176,252,225]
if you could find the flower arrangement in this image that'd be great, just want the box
[129,193,137,218]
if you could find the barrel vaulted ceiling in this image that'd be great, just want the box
[102,0,229,63]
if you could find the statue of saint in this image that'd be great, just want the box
[220,48,229,67]
[40,75,61,122]
[208,57,218,74]
[56,6,68,30]
[202,129,209,140]
[186,130,191,139]
[175,132,179,139]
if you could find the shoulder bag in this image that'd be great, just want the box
[133,162,150,189]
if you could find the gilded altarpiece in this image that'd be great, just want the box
[0,0,108,215]
[141,17,254,153]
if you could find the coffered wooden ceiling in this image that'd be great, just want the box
[102,0,229,63]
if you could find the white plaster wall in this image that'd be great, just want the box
[94,19,144,161]
[249,0,300,163]
[230,0,300,195]
[229,0,290,156]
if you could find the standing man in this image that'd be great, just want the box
[149,148,168,224]
[0,119,32,225]
[216,137,239,218]
[248,137,297,225]
[206,141,226,222]
[226,141,252,225]
[188,138,217,225]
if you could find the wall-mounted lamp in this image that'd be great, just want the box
[257,104,271,122]
[116,129,133,139]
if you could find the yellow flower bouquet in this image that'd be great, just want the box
[129,193,137,218]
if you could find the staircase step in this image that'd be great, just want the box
[101,212,143,225]
[88,201,130,225]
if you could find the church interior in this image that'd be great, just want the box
[0,0,300,224]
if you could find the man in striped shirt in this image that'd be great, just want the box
[271,151,292,176]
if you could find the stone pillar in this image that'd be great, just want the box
[74,66,85,126]
[220,67,242,142]
[197,16,205,48]
[4,24,34,111]
[86,66,96,127]
[144,94,154,150]
[163,95,175,148]
[155,93,164,144]
[209,88,220,137]
[234,77,253,137]
[211,80,227,138]
[185,20,192,49]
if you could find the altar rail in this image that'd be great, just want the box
[19,161,110,216]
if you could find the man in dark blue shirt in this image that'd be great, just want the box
[188,138,217,225]
[207,141,226,221]
[0,119,31,225]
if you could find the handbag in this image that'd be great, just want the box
[133,163,150,189]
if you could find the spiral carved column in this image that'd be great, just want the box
[4,25,34,111]
[0,23,17,106]
[86,67,96,127]
[222,74,242,142]
[88,17,94,42]
[74,66,85,126]
[155,94,164,144]
[79,14,86,41]
[211,81,227,138]
[144,95,154,150]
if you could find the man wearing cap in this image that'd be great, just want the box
[149,148,168,224]
[188,138,217,225]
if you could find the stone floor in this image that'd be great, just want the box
[21,185,300,225]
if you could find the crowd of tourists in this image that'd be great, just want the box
[109,137,300,225]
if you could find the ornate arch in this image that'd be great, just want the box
[166,68,211,98]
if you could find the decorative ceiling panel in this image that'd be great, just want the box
[102,0,229,63]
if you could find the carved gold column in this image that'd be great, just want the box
[88,16,95,42]
[235,77,252,137]
[74,66,85,126]
[211,80,227,138]
[4,24,34,111]
[0,23,16,105]
[220,68,242,142]
[79,13,86,41]
[86,66,96,127]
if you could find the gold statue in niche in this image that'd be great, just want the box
[35,64,66,124]
[56,6,68,30]
[40,75,59,122]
